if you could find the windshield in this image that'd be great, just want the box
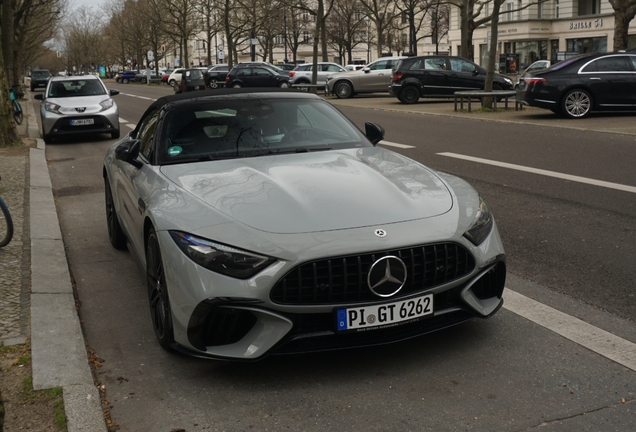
[158,98,371,164]
[32,71,49,79]
[48,80,107,98]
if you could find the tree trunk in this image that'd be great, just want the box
[483,0,502,109]
[0,41,19,147]
[1,0,15,85]
[459,2,476,61]
[612,9,634,50]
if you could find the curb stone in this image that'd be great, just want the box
[25,92,108,431]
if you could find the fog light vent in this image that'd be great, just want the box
[470,262,506,300]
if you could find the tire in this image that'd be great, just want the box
[232,82,243,88]
[104,177,127,250]
[12,101,23,125]
[122,78,129,84]
[398,86,420,104]
[279,82,290,88]
[208,79,220,89]
[335,81,353,99]
[169,79,175,86]
[0,197,14,248]
[561,89,592,119]
[141,78,147,84]
[146,227,176,351]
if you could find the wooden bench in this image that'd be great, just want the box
[454,90,523,112]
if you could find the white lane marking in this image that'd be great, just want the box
[119,92,157,102]
[125,124,136,130]
[438,152,636,194]
[119,117,129,124]
[379,140,416,149]
[504,289,636,372]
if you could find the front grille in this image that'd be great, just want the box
[270,243,475,305]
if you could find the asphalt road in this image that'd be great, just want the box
[34,84,636,431]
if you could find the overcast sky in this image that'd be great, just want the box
[71,0,107,12]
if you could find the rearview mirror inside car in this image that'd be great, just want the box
[365,122,384,145]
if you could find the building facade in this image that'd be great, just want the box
[448,0,636,70]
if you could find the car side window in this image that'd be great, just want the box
[424,58,447,70]
[253,68,273,76]
[584,56,631,72]
[326,65,344,72]
[236,68,251,76]
[138,110,159,160]
[450,58,476,73]
[630,56,636,70]
[368,60,389,70]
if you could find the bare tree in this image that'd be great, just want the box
[164,0,199,67]
[62,6,107,74]
[325,0,367,64]
[608,0,636,50]
[359,0,395,57]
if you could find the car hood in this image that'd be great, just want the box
[160,147,453,234]
[45,95,113,115]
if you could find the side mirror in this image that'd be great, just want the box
[34,94,44,100]
[365,122,384,146]
[472,69,479,76]
[363,67,371,73]
[115,139,142,168]
[110,89,119,96]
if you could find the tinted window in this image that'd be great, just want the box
[583,56,632,72]
[236,68,251,76]
[424,58,447,70]
[159,99,370,164]
[631,56,636,70]
[32,71,50,79]
[326,64,343,72]
[253,68,273,76]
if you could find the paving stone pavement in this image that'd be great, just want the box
[0,128,31,346]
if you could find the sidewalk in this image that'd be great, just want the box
[1,88,635,432]
[0,91,108,431]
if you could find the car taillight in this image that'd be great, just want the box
[524,77,546,85]
[226,76,230,82]
[392,72,403,82]
[289,71,295,77]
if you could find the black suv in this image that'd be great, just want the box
[390,56,514,104]
[226,64,290,88]
[30,69,51,91]
[206,64,229,89]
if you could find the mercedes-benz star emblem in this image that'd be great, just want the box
[367,256,407,297]
[374,229,387,238]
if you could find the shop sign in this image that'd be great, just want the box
[498,29,518,34]
[569,19,603,30]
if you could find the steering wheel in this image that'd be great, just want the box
[281,127,321,143]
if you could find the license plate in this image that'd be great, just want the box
[336,293,433,332]
[194,86,200,90]
[70,119,94,126]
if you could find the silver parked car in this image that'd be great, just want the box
[326,56,406,98]
[288,62,346,89]
[103,89,506,360]
[34,75,120,144]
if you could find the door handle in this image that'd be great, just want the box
[589,77,601,80]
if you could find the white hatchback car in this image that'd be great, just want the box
[168,68,185,86]
[34,75,120,143]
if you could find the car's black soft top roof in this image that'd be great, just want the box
[147,88,314,112]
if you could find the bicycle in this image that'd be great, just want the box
[9,87,23,125]
[0,175,14,247]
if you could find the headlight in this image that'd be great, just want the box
[44,102,61,114]
[463,196,493,246]
[99,98,114,111]
[169,231,276,279]
[504,77,513,85]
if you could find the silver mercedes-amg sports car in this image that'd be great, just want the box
[103,89,505,361]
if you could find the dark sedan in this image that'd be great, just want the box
[175,68,207,93]
[225,64,290,88]
[518,52,636,118]
[390,56,514,104]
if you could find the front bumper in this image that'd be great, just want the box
[158,223,506,361]
[41,106,119,137]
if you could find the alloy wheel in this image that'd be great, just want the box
[563,90,591,118]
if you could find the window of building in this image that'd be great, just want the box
[555,0,559,18]
[505,2,514,22]
[567,37,607,53]
[550,39,559,62]
[577,0,601,15]
[513,40,548,69]
[517,0,522,20]
[401,12,407,24]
